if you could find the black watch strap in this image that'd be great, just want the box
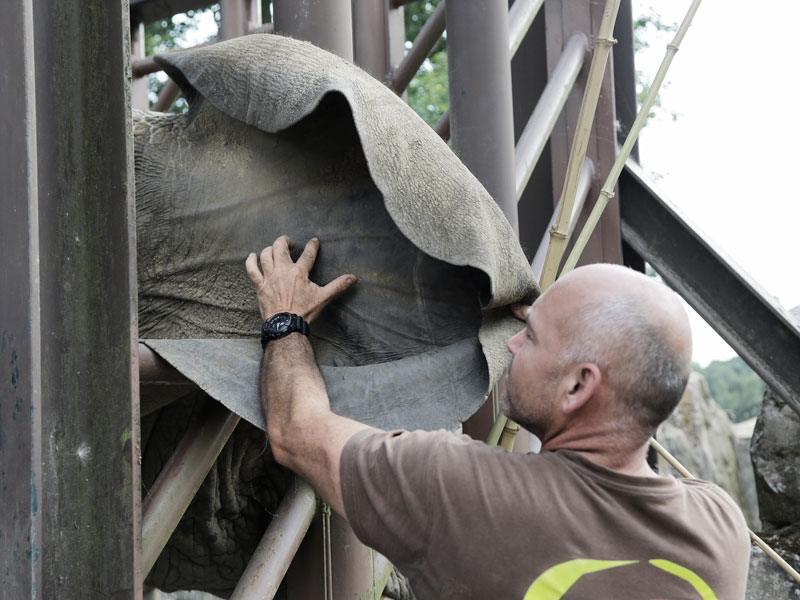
[261,312,310,349]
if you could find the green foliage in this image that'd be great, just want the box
[408,51,449,128]
[404,1,446,55]
[633,5,679,123]
[694,357,765,422]
[144,6,220,113]
[403,0,447,127]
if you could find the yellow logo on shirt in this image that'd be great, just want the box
[523,558,717,599]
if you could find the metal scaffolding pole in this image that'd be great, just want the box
[1,0,139,596]
[220,0,259,40]
[141,398,240,577]
[353,0,405,82]
[514,32,587,200]
[230,479,318,600]
[446,0,518,232]
[273,0,354,61]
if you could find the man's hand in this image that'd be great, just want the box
[246,235,357,322]
[510,302,531,321]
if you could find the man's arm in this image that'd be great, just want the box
[246,235,374,518]
[261,333,371,517]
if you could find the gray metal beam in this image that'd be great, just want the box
[353,0,405,83]
[514,32,587,201]
[273,0,354,60]
[220,0,258,40]
[1,0,140,596]
[508,0,544,57]
[619,159,800,419]
[446,0,518,232]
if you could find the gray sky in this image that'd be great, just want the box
[633,0,800,365]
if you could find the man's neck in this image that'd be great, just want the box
[541,431,657,478]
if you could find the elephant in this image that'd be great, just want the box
[135,34,538,595]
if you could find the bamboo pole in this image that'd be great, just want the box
[538,0,621,291]
[560,0,702,277]
[649,438,800,585]
[493,0,621,453]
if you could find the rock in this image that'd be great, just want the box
[657,372,744,508]
[746,524,800,599]
[751,385,800,529]
[735,434,761,530]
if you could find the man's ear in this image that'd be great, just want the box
[561,363,602,414]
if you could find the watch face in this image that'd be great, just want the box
[264,312,294,340]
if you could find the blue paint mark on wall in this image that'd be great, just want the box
[31,472,37,515]
[10,348,18,387]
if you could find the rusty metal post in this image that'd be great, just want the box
[515,32,587,200]
[131,21,150,110]
[220,0,259,40]
[446,0,518,233]
[1,0,140,596]
[447,1,518,443]
[353,0,405,83]
[151,79,181,113]
[230,479,318,599]
[288,509,392,599]
[544,0,623,266]
[141,398,240,578]
[273,0,354,60]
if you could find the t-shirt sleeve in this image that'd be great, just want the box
[340,428,452,567]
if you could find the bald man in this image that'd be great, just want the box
[246,236,750,599]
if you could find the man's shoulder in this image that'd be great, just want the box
[344,427,500,458]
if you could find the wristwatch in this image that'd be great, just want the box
[261,312,310,349]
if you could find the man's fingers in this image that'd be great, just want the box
[510,302,531,321]
[296,238,320,272]
[246,252,263,284]
[322,274,358,301]
[259,246,274,274]
[306,274,357,322]
[272,235,295,266]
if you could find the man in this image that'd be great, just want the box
[246,235,750,599]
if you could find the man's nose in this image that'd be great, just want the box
[507,330,524,355]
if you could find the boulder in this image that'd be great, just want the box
[657,371,744,508]
[751,387,800,529]
[746,525,800,599]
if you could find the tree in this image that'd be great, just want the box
[404,1,448,127]
[144,6,220,113]
[694,357,766,422]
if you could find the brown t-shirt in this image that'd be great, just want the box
[341,429,750,599]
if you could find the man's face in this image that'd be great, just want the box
[501,296,564,438]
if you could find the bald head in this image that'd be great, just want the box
[542,264,692,438]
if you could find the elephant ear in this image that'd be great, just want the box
[140,34,539,433]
